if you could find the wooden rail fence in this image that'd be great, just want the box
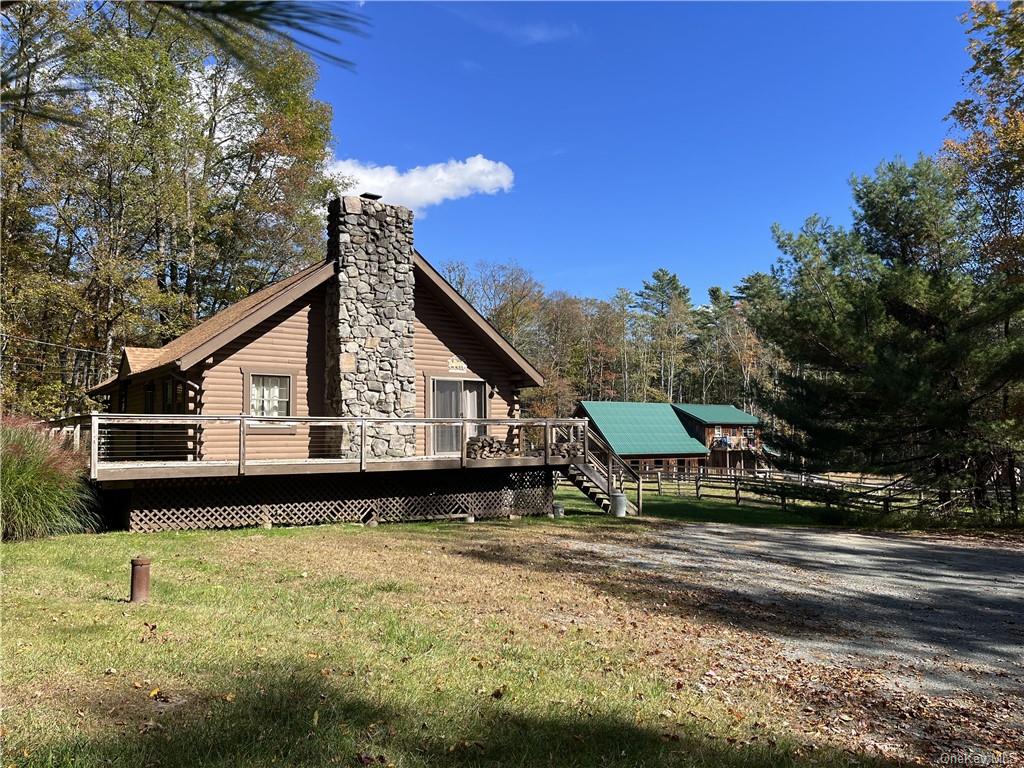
[639,466,968,518]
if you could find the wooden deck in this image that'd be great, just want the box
[49,414,587,483]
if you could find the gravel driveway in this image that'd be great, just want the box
[567,524,1023,699]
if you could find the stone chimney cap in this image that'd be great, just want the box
[359,192,382,201]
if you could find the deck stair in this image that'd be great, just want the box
[563,426,641,514]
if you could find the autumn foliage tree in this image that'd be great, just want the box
[1,1,353,415]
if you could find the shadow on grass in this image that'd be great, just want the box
[453,536,1020,762]
[22,662,893,768]
[555,485,829,528]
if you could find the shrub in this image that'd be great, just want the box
[1,416,97,541]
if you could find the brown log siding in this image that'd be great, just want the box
[413,280,517,455]
[109,274,526,463]
[196,288,325,461]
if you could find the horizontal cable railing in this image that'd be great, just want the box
[56,414,589,479]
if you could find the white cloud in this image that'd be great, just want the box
[330,154,514,213]
[445,6,580,46]
[503,21,580,45]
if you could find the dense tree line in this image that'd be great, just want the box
[440,259,774,418]
[744,2,1021,516]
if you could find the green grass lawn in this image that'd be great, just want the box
[555,484,834,528]
[2,513,891,768]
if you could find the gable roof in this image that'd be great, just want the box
[90,346,166,395]
[414,252,544,387]
[123,346,162,373]
[87,260,337,395]
[673,403,760,426]
[578,401,708,457]
[89,251,544,395]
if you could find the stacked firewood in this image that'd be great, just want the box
[467,435,585,460]
[523,442,584,459]
[466,435,512,459]
[551,441,584,459]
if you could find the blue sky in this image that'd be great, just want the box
[313,2,972,302]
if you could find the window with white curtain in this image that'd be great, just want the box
[431,379,486,454]
[250,374,291,417]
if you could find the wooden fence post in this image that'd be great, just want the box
[695,471,702,499]
[656,471,663,495]
[734,476,740,505]
[90,412,99,481]
[238,416,246,475]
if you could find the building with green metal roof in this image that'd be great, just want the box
[672,403,760,426]
[576,402,708,472]
[577,400,767,472]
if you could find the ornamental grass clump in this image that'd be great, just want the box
[1,417,97,541]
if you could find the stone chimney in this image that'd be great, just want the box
[324,196,417,456]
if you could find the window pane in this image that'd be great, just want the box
[433,380,461,453]
[251,375,290,417]
[463,382,486,436]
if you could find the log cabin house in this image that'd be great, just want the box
[575,402,708,474]
[76,196,636,531]
[577,401,766,474]
[672,404,764,470]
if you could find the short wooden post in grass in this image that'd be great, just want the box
[656,471,663,495]
[695,472,702,499]
[130,557,151,603]
[734,476,740,505]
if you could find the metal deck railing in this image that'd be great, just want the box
[47,414,590,482]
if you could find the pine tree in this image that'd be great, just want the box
[748,157,1024,514]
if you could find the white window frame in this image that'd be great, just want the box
[243,368,298,434]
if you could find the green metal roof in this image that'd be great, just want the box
[673,403,760,426]
[579,401,708,457]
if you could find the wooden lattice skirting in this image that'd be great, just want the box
[115,468,555,532]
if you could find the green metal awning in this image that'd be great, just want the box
[579,401,708,457]
[672,403,760,426]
